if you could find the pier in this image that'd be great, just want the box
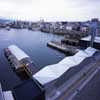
[47,41,79,55]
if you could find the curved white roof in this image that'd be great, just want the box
[0,83,14,100]
[8,45,29,61]
[3,91,14,100]
[33,47,97,85]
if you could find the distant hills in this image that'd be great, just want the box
[0,18,12,23]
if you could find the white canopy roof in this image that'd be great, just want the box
[33,47,97,85]
[0,83,14,100]
[81,35,100,43]
[8,45,29,61]
[3,91,14,100]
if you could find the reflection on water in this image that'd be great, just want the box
[0,29,65,90]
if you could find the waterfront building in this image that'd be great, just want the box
[33,47,97,85]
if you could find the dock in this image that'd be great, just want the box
[47,41,79,55]
[61,38,79,46]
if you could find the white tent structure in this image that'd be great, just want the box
[33,47,97,85]
[0,83,14,100]
[8,45,29,61]
[3,91,14,100]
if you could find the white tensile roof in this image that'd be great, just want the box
[3,91,14,100]
[33,47,97,85]
[0,83,14,100]
[81,35,100,43]
[8,45,29,61]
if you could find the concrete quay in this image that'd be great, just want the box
[47,41,79,55]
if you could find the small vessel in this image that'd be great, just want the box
[4,45,38,80]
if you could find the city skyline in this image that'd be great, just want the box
[0,0,100,21]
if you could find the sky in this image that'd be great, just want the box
[0,0,100,21]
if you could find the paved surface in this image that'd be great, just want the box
[46,52,100,100]
[74,69,100,100]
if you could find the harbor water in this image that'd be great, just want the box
[0,29,65,90]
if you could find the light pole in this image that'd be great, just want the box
[90,23,97,47]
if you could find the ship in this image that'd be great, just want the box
[4,45,38,80]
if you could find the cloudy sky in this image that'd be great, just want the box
[0,0,100,21]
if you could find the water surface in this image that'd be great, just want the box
[0,29,65,90]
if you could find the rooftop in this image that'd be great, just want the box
[33,47,97,85]
[8,45,29,61]
[81,35,100,43]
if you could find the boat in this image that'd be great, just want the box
[4,45,38,80]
